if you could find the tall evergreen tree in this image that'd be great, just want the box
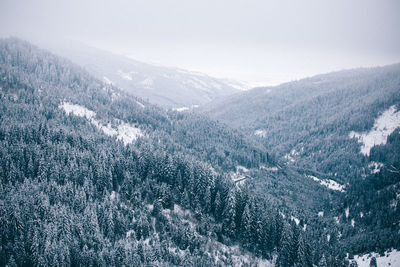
[240,203,252,248]
[222,189,237,239]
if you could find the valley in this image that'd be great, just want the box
[0,38,399,267]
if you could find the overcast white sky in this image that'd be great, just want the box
[1,0,400,85]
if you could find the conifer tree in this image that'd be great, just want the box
[277,223,295,267]
[370,256,377,267]
[222,189,236,239]
[240,203,252,248]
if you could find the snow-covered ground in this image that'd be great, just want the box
[139,77,154,87]
[236,166,249,173]
[103,76,114,85]
[210,241,274,266]
[307,175,345,192]
[334,216,340,224]
[254,129,267,138]
[390,192,400,209]
[229,166,251,185]
[173,107,190,112]
[117,70,133,81]
[136,100,145,109]
[260,165,279,171]
[59,102,143,145]
[368,161,384,174]
[345,207,350,218]
[110,191,118,201]
[172,105,201,112]
[284,149,299,163]
[126,229,135,238]
[173,204,193,218]
[349,105,400,156]
[230,172,246,185]
[352,249,400,267]
[116,121,143,145]
[60,102,96,119]
[291,216,300,225]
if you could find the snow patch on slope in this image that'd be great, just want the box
[349,105,400,156]
[117,70,133,81]
[211,242,274,266]
[173,105,200,112]
[352,249,400,267]
[136,100,145,109]
[334,216,340,224]
[60,102,96,119]
[307,175,345,192]
[139,77,153,87]
[116,122,143,145]
[368,161,384,174]
[254,129,267,138]
[103,76,114,85]
[236,166,249,173]
[230,166,250,185]
[291,216,300,225]
[284,149,299,163]
[59,102,143,145]
[345,207,350,218]
[173,107,190,112]
[260,165,279,171]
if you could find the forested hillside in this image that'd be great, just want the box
[202,65,400,184]
[201,64,400,259]
[0,38,353,266]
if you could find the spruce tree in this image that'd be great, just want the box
[222,189,236,239]
[370,256,377,267]
[240,203,252,248]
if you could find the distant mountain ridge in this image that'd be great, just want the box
[39,39,245,108]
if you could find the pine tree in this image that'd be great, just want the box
[370,256,377,267]
[318,254,328,267]
[175,170,183,192]
[222,189,236,239]
[297,232,312,267]
[159,182,172,209]
[273,211,284,248]
[7,255,18,267]
[240,203,252,248]
[214,191,222,219]
[180,189,190,209]
[277,223,295,267]
[31,229,41,266]
[152,198,163,217]
[203,185,212,213]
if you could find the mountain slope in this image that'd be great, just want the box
[40,39,244,108]
[202,65,400,183]
[0,38,351,266]
[201,64,400,257]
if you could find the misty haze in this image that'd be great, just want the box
[1,0,400,266]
